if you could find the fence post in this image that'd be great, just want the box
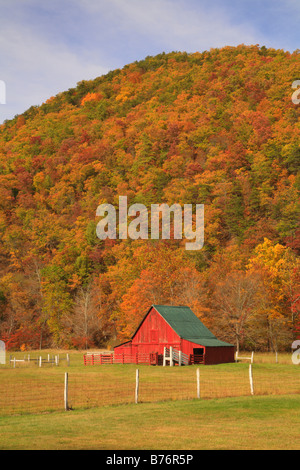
[179,350,182,366]
[135,369,139,404]
[163,347,166,367]
[39,356,42,368]
[197,368,200,399]
[249,364,254,396]
[170,346,173,367]
[64,372,69,411]
[67,353,70,366]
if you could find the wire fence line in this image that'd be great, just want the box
[0,364,299,416]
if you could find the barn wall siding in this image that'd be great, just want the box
[205,346,235,365]
[180,338,205,356]
[114,341,132,355]
[132,307,181,355]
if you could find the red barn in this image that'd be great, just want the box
[114,305,235,365]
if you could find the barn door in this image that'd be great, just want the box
[193,348,204,364]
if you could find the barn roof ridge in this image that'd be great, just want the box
[129,304,233,348]
[152,304,233,347]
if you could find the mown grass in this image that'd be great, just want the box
[0,395,300,450]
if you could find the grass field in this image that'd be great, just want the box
[1,395,300,450]
[0,350,299,450]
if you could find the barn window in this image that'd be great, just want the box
[150,330,158,342]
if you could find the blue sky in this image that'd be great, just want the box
[0,0,299,123]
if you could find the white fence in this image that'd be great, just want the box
[163,347,189,366]
[235,351,254,363]
[9,354,70,367]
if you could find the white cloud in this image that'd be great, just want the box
[0,17,108,122]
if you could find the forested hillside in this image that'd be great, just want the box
[0,45,299,351]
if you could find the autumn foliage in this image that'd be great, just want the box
[0,45,299,350]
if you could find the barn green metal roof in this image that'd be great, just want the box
[153,305,233,347]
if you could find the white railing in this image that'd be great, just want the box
[163,347,189,366]
[235,351,254,363]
